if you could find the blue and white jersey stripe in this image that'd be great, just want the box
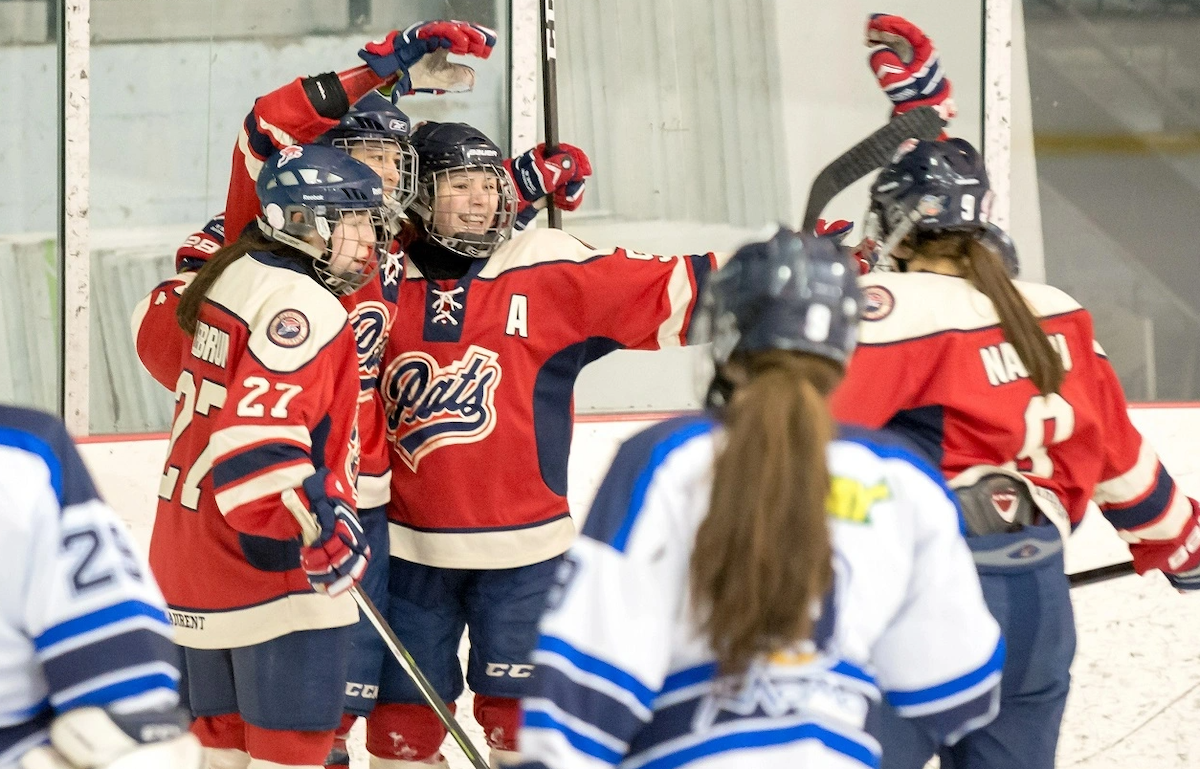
[0,406,180,759]
[521,417,1003,769]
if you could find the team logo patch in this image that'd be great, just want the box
[267,309,310,347]
[860,286,895,321]
[991,489,1019,521]
[1010,543,1042,560]
[380,345,502,471]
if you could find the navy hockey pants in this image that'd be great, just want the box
[872,524,1076,769]
[342,504,391,717]
[185,625,352,731]
[377,555,564,705]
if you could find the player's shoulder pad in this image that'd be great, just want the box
[0,404,100,511]
[478,228,605,278]
[1011,278,1083,319]
[209,252,349,374]
[856,272,1082,345]
[581,414,717,553]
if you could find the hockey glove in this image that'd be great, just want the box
[19,706,202,769]
[360,21,496,94]
[815,219,872,275]
[1128,497,1200,591]
[174,213,226,272]
[866,14,956,122]
[814,218,853,245]
[505,143,593,229]
[297,469,370,598]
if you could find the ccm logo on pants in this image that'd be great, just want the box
[485,663,534,678]
[346,683,380,698]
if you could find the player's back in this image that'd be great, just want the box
[0,406,179,763]
[522,416,1001,769]
[833,271,1122,523]
[150,251,359,650]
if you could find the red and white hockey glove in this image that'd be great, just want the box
[359,21,496,94]
[174,213,226,272]
[505,143,593,229]
[815,219,873,275]
[866,14,956,123]
[297,469,370,598]
[814,218,853,244]
[1129,497,1200,591]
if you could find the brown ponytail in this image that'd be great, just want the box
[176,231,296,336]
[692,350,842,676]
[911,232,1064,395]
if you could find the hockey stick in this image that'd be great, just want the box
[1068,560,1135,588]
[539,0,563,229]
[283,494,489,769]
[800,106,947,231]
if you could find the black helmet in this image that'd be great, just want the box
[318,90,419,225]
[866,138,993,263]
[407,121,519,259]
[690,228,863,369]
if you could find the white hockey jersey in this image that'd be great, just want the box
[0,406,180,768]
[520,415,1004,769]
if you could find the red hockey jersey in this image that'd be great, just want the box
[831,271,1199,576]
[134,219,404,510]
[379,229,722,569]
[147,252,360,649]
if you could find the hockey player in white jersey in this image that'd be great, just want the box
[517,229,1004,769]
[0,404,201,769]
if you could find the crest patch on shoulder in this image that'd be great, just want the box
[861,286,895,322]
[267,309,310,347]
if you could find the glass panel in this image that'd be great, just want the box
[1022,0,1200,401]
[546,1,984,412]
[0,1,59,412]
[88,0,510,433]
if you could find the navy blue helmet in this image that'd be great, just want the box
[407,121,519,259]
[319,90,419,220]
[980,222,1019,278]
[866,138,993,257]
[256,144,389,295]
[690,228,863,370]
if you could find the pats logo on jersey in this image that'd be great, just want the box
[380,345,503,471]
[349,301,391,393]
[267,309,310,347]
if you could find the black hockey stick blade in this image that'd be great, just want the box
[1068,560,1135,588]
[800,106,946,231]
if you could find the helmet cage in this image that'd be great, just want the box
[259,203,389,296]
[410,165,519,259]
[332,135,419,217]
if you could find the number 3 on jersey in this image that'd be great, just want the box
[1009,393,1075,478]
[159,371,302,509]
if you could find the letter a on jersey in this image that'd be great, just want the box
[506,294,529,338]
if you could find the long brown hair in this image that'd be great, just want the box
[909,232,1064,395]
[176,231,297,336]
[692,350,841,676]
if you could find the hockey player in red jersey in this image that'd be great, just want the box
[362,121,725,768]
[224,19,497,244]
[830,137,1200,769]
[147,145,383,769]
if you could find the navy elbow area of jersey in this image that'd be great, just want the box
[533,337,626,498]
[580,415,716,552]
